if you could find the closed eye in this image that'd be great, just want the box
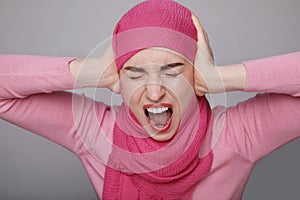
[161,63,184,77]
[126,71,145,80]
[163,72,180,77]
[129,75,143,80]
[161,62,184,77]
[124,66,146,80]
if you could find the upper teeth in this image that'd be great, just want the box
[147,107,169,114]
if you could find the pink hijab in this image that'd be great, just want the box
[103,0,213,199]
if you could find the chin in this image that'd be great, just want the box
[146,128,177,142]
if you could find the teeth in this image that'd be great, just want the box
[147,107,169,114]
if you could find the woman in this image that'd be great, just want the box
[1,0,300,199]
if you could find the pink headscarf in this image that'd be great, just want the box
[103,0,213,199]
[112,0,198,71]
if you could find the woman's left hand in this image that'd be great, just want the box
[192,14,225,96]
[192,14,246,96]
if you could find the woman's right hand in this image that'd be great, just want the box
[69,44,120,93]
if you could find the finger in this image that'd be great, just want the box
[102,43,115,61]
[194,84,206,97]
[203,31,214,61]
[191,13,206,45]
[193,68,208,96]
[192,16,214,62]
[111,81,121,94]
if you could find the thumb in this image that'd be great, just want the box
[111,79,121,94]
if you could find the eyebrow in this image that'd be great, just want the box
[161,63,184,71]
[124,66,146,73]
[124,63,184,72]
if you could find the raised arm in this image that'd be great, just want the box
[221,53,300,161]
[192,13,300,97]
[0,52,117,155]
[192,14,300,161]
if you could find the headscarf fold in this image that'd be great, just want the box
[103,96,213,199]
[103,1,213,198]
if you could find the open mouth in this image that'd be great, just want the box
[144,104,173,132]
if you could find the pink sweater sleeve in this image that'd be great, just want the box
[0,55,110,154]
[243,52,300,96]
[221,52,300,162]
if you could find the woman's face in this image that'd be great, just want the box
[119,48,195,141]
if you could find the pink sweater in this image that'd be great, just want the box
[0,52,300,199]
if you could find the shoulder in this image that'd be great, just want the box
[199,105,227,158]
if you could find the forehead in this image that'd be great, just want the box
[123,47,189,67]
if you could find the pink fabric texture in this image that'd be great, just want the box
[112,0,197,71]
[106,1,213,198]
[0,52,300,199]
[0,2,300,199]
[102,97,213,199]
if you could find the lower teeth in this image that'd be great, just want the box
[151,121,166,128]
[146,109,173,129]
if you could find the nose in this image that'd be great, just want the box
[145,83,165,102]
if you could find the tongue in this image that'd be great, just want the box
[148,111,170,128]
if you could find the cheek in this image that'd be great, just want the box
[183,66,194,86]
[120,78,143,108]
[163,75,195,114]
[119,72,135,105]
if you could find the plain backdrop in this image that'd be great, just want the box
[0,0,299,199]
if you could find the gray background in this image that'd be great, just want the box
[0,0,299,199]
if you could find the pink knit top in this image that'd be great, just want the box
[0,52,300,199]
